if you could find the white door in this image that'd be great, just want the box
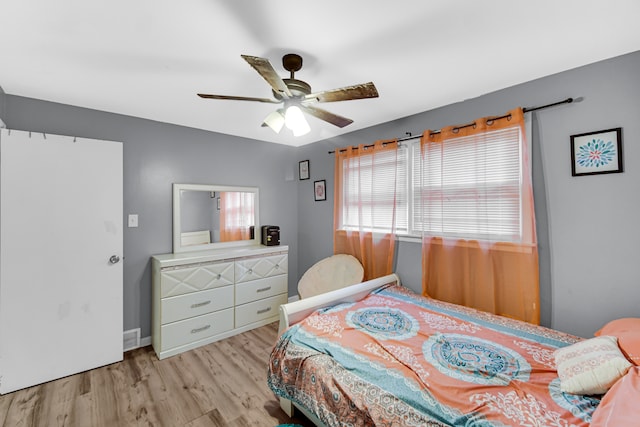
[0,129,123,394]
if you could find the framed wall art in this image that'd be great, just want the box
[570,127,623,176]
[299,160,310,180]
[314,179,326,201]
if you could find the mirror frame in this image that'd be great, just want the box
[173,183,260,253]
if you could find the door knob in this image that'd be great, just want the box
[109,255,120,264]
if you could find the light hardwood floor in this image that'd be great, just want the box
[0,322,315,427]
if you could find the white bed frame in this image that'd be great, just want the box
[276,273,401,423]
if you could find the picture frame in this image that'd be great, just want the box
[314,179,326,201]
[570,127,623,176]
[299,160,310,180]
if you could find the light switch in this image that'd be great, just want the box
[128,214,139,228]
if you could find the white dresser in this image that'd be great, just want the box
[152,245,288,359]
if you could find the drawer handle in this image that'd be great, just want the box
[248,268,253,274]
[256,286,271,293]
[191,325,211,334]
[216,274,221,280]
[257,307,271,315]
[191,300,211,308]
[275,264,279,269]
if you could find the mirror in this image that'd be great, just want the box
[173,183,259,253]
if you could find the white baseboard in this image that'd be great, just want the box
[140,336,152,347]
[123,331,152,353]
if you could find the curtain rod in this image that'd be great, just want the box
[328,97,574,154]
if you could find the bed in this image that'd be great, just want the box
[267,273,612,426]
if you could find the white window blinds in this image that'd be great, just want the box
[339,146,408,233]
[418,126,524,242]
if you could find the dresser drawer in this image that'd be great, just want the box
[160,261,234,298]
[161,285,233,324]
[235,253,288,284]
[235,275,287,305]
[235,293,287,328]
[160,309,234,351]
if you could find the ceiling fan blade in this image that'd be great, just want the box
[304,82,379,103]
[197,93,281,103]
[300,105,354,128]
[241,55,292,98]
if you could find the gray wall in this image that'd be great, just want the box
[297,50,640,338]
[1,96,299,339]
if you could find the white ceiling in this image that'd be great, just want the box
[2,1,640,147]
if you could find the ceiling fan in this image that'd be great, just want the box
[197,53,379,136]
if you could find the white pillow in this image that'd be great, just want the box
[554,335,632,395]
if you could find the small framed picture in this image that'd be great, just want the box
[314,179,326,201]
[299,160,310,180]
[570,128,623,176]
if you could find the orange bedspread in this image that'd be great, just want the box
[268,284,600,426]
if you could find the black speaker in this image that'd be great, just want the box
[261,225,280,246]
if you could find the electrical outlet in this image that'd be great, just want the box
[128,214,139,228]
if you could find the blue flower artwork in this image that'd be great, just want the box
[571,128,622,176]
[576,138,616,168]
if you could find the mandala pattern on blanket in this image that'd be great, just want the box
[423,333,530,385]
[548,378,600,423]
[346,307,419,340]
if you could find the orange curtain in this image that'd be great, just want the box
[334,140,398,281]
[220,191,254,242]
[421,108,540,324]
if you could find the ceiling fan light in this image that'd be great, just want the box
[263,110,285,133]
[285,105,310,136]
[291,122,310,137]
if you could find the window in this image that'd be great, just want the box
[417,126,525,242]
[337,125,528,243]
[338,146,408,234]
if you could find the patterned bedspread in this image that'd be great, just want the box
[268,284,601,427]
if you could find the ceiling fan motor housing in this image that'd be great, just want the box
[273,78,312,100]
[271,53,311,99]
